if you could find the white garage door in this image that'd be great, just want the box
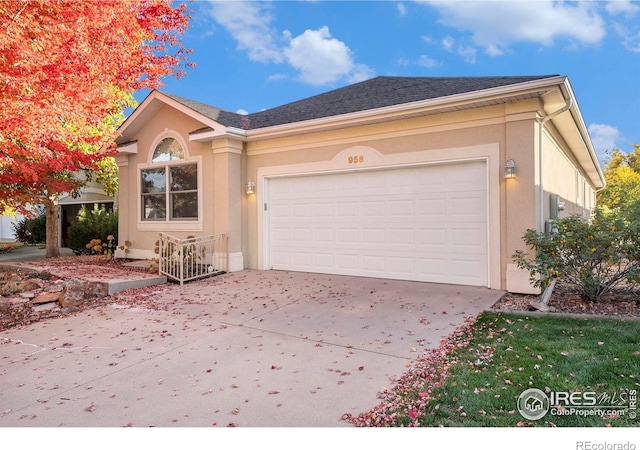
[267,161,488,286]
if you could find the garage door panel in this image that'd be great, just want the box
[362,228,385,244]
[362,200,385,216]
[362,255,386,272]
[337,254,359,270]
[337,201,359,216]
[268,161,488,286]
[314,228,334,242]
[314,253,334,268]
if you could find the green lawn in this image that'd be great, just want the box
[355,312,640,427]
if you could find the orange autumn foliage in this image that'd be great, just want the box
[0,0,193,210]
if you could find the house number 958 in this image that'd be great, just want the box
[348,155,364,164]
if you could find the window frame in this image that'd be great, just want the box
[137,133,203,232]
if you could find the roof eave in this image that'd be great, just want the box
[546,78,606,189]
[246,76,569,140]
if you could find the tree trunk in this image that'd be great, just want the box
[43,197,60,258]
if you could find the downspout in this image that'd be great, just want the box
[537,96,573,232]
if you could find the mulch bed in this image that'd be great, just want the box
[492,282,640,318]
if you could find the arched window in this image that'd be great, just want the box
[141,137,198,221]
[151,137,185,162]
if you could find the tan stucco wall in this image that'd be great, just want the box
[116,105,217,258]
[542,125,596,220]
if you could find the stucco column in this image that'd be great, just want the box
[504,105,540,294]
[212,138,244,272]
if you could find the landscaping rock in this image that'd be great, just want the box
[32,291,64,305]
[19,279,44,291]
[0,281,20,296]
[85,281,108,298]
[60,279,86,307]
[45,283,64,293]
[59,279,108,308]
[33,303,60,313]
[19,292,36,299]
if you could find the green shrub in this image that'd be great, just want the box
[513,212,640,302]
[26,213,46,244]
[11,210,46,244]
[67,204,117,255]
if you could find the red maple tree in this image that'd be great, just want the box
[0,0,193,256]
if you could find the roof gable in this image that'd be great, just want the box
[115,90,244,145]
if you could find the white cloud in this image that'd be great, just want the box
[397,2,407,16]
[267,73,288,82]
[416,54,438,68]
[614,22,640,52]
[441,36,455,52]
[208,1,283,63]
[207,3,374,86]
[283,26,374,86]
[236,109,249,115]
[439,35,476,63]
[606,0,640,17]
[589,123,622,160]
[457,45,477,64]
[420,1,606,55]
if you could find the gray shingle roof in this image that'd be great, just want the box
[162,75,559,131]
[162,92,246,129]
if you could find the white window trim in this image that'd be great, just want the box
[137,131,203,232]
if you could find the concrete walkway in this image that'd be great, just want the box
[0,270,504,427]
[0,245,74,262]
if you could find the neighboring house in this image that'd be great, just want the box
[58,176,115,247]
[0,211,24,240]
[0,176,113,247]
[113,75,604,294]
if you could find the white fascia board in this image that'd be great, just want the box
[546,78,605,188]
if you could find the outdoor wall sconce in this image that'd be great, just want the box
[504,159,516,179]
[245,180,256,195]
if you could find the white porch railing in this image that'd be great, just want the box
[158,233,229,285]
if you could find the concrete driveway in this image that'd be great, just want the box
[0,270,503,427]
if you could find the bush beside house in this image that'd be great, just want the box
[67,204,117,255]
[513,212,640,302]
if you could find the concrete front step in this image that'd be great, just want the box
[103,275,167,294]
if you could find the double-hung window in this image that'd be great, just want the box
[141,137,198,221]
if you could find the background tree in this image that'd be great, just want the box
[597,145,640,222]
[0,0,193,257]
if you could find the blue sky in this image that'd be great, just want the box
[143,0,640,164]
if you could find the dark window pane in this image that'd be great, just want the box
[171,192,198,218]
[152,138,184,163]
[143,194,166,219]
[170,164,197,191]
[141,168,166,193]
